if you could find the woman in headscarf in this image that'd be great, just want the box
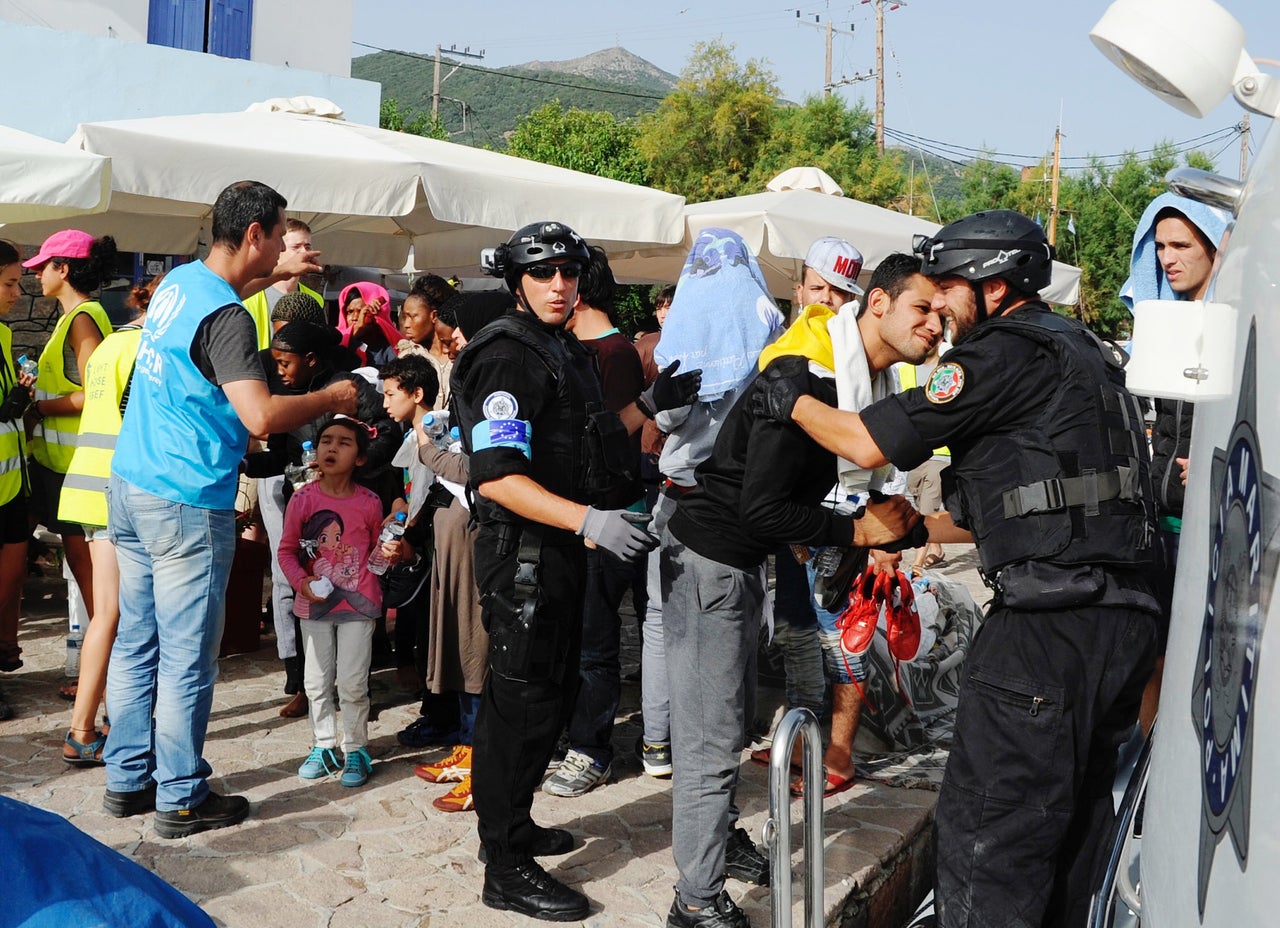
[396,274,458,409]
[338,282,400,369]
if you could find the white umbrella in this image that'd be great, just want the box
[0,102,686,271]
[0,125,111,224]
[610,168,1082,306]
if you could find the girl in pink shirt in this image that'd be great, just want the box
[279,417,385,787]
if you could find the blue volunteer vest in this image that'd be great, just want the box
[113,261,250,510]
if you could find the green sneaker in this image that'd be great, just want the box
[340,748,373,787]
[298,746,340,779]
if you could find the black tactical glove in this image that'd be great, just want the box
[0,384,31,422]
[749,358,810,423]
[636,360,702,418]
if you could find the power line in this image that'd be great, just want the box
[353,41,667,101]
[884,125,1240,164]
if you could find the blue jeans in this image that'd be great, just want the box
[103,476,236,811]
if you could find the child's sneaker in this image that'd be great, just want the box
[432,775,475,813]
[340,748,373,787]
[414,744,472,783]
[298,746,340,779]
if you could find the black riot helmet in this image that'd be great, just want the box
[912,210,1055,323]
[480,221,592,297]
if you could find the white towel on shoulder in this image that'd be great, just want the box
[827,308,905,498]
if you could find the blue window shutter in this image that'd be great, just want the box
[147,0,205,51]
[208,0,253,59]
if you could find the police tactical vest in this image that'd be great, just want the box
[945,305,1155,578]
[453,313,631,525]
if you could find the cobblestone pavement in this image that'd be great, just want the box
[0,545,984,927]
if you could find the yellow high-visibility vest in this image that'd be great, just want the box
[897,362,951,458]
[58,327,142,527]
[0,324,27,506]
[31,300,112,474]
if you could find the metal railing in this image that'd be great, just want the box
[763,707,826,928]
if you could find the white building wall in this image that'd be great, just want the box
[251,0,352,77]
[0,0,353,77]
[0,0,150,41]
[0,20,378,141]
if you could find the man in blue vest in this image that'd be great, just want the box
[102,181,358,839]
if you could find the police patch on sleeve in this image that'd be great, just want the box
[482,390,519,420]
[925,362,965,404]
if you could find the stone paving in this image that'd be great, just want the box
[0,545,988,927]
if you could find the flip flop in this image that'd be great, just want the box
[922,553,947,569]
[749,747,803,775]
[58,683,78,701]
[790,767,856,799]
[63,730,106,767]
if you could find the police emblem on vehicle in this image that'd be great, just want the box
[1193,323,1280,915]
[483,391,519,420]
[925,362,965,404]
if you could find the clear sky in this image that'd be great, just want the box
[352,0,1279,177]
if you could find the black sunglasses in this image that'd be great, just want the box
[525,263,582,281]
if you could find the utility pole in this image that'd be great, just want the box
[860,0,905,155]
[433,44,485,119]
[1239,113,1251,178]
[1047,125,1063,246]
[796,12,858,98]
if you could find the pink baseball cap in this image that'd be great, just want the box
[22,229,95,268]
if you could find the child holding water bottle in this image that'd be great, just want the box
[278,415,384,787]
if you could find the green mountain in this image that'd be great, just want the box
[351,46,676,148]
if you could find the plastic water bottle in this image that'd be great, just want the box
[16,355,37,379]
[289,441,318,490]
[422,410,451,451]
[448,426,462,453]
[367,512,408,576]
[65,621,83,678]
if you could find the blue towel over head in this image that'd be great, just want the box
[1120,192,1231,309]
[654,227,784,400]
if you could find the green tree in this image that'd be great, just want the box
[507,101,650,185]
[749,95,905,207]
[636,41,779,201]
[379,97,448,140]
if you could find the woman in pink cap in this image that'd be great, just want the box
[22,230,115,701]
[337,282,400,369]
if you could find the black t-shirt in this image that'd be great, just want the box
[191,304,266,387]
[587,330,644,508]
[669,356,856,571]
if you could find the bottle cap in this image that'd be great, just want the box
[395,512,407,523]
[302,440,312,449]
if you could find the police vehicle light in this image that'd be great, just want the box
[1090,0,1280,119]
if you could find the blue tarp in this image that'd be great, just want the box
[0,795,214,928]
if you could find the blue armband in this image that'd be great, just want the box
[471,419,533,459]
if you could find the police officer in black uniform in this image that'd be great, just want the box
[451,221,694,921]
[752,211,1160,928]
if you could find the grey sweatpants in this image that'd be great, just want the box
[661,528,764,907]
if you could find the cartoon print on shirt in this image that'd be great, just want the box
[298,508,379,619]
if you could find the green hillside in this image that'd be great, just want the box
[352,50,668,148]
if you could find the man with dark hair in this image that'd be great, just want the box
[543,245,647,798]
[659,250,935,927]
[103,180,358,839]
[242,217,325,350]
[756,210,1160,927]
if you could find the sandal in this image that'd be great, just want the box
[58,682,78,701]
[63,729,106,767]
[790,766,856,798]
[921,552,947,569]
[748,746,803,774]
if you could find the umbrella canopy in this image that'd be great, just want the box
[0,104,685,272]
[610,168,1082,306]
[0,125,111,224]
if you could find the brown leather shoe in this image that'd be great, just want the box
[279,692,309,718]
